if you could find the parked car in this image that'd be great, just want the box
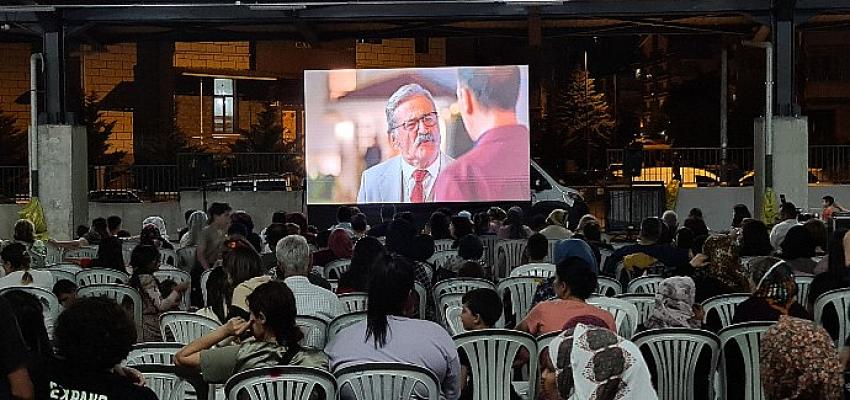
[88,190,143,203]
[737,168,825,186]
[608,164,720,187]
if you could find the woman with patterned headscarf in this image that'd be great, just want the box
[731,256,810,325]
[540,317,658,400]
[643,276,702,330]
[691,234,751,303]
[760,316,843,400]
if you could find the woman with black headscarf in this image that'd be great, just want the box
[497,206,532,240]
[739,219,774,257]
[779,225,817,275]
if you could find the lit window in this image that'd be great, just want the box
[213,79,236,133]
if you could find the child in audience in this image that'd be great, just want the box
[458,288,520,400]
[128,245,188,341]
[52,279,78,309]
[0,242,53,290]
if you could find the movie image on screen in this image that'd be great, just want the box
[305,65,530,205]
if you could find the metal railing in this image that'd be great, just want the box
[89,165,179,202]
[0,166,28,203]
[176,152,302,190]
[607,145,850,185]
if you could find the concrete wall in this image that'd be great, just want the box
[0,191,304,240]
[674,185,850,230]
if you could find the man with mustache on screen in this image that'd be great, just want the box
[357,84,454,203]
[433,65,529,202]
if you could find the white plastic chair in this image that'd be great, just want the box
[64,246,98,260]
[717,322,774,400]
[0,286,60,338]
[126,342,183,366]
[617,293,656,327]
[496,240,527,280]
[296,315,329,349]
[45,245,63,265]
[132,364,206,400]
[445,305,465,336]
[153,269,191,309]
[433,239,454,252]
[632,328,721,400]
[814,287,850,343]
[454,329,538,400]
[200,268,212,305]
[481,235,498,269]
[413,281,428,320]
[795,275,814,306]
[324,259,352,279]
[45,263,83,277]
[335,362,441,400]
[77,283,143,338]
[545,239,559,263]
[339,292,368,315]
[497,276,541,323]
[586,296,639,339]
[437,293,465,327]
[160,249,178,267]
[327,312,367,344]
[159,311,221,344]
[433,278,496,305]
[328,278,339,294]
[597,276,623,297]
[627,275,665,294]
[175,246,197,272]
[428,250,457,271]
[226,366,337,400]
[509,263,555,278]
[701,293,750,328]
[42,268,73,284]
[75,268,129,287]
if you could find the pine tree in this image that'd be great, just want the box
[136,111,199,165]
[0,108,27,166]
[548,69,615,168]
[230,102,284,153]
[81,93,127,165]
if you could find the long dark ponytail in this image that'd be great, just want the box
[365,254,414,348]
[246,281,304,352]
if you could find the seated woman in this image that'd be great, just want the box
[176,280,327,383]
[195,267,230,324]
[128,245,188,341]
[778,225,817,275]
[641,276,703,331]
[530,239,597,308]
[89,236,127,272]
[738,219,774,257]
[140,223,174,251]
[325,254,460,400]
[337,237,385,294]
[0,242,53,290]
[691,234,751,303]
[7,218,48,268]
[760,316,843,400]
[518,256,615,336]
[312,229,352,268]
[731,256,810,325]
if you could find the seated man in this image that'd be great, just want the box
[30,297,157,399]
[602,217,689,277]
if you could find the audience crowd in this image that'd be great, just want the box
[1,197,849,400]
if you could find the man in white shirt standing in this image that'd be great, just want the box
[770,202,800,250]
[276,234,343,322]
[357,84,454,203]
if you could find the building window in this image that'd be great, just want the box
[213,78,236,133]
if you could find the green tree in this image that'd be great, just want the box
[0,108,27,166]
[231,102,285,153]
[548,68,615,168]
[136,112,199,165]
[81,93,126,165]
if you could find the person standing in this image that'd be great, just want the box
[192,203,231,306]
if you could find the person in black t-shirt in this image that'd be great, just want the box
[0,295,33,400]
[30,297,157,400]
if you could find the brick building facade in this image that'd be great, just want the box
[0,37,447,164]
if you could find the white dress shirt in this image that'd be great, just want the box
[400,155,444,202]
[284,275,344,322]
[769,218,799,250]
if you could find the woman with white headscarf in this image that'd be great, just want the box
[540,316,658,400]
[179,211,208,247]
[142,216,169,242]
[643,276,703,330]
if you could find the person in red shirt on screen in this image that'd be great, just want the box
[433,66,529,202]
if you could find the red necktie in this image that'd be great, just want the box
[411,170,429,203]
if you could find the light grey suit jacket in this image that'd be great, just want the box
[356,153,454,204]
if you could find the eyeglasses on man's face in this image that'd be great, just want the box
[391,112,438,133]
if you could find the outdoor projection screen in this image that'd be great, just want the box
[305,65,530,205]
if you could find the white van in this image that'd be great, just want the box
[530,160,582,207]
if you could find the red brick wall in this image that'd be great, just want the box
[174,42,251,70]
[0,43,32,134]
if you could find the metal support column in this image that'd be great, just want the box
[41,27,68,124]
[773,0,797,116]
